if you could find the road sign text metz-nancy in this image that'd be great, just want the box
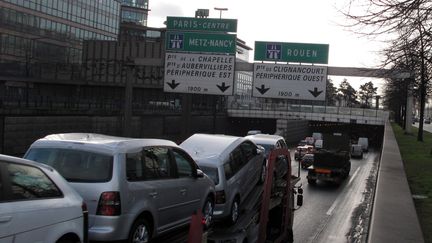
[166,31,236,54]
[255,41,329,64]
[167,16,237,32]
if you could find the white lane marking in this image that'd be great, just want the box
[347,167,361,187]
[326,199,338,216]
[326,167,360,216]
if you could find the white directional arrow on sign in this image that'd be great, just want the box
[252,63,327,101]
[164,52,235,95]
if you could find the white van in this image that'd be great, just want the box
[357,137,369,152]
[314,139,323,149]
[312,132,323,141]
[351,144,363,158]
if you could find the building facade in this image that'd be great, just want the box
[120,0,148,26]
[0,0,120,71]
[234,38,253,102]
[0,2,258,155]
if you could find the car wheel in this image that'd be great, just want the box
[258,162,266,184]
[229,198,240,225]
[287,228,294,243]
[334,176,343,185]
[202,197,214,229]
[129,217,151,243]
[308,178,316,185]
[271,172,278,195]
[56,238,75,243]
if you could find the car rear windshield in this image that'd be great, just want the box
[199,166,219,185]
[25,148,113,183]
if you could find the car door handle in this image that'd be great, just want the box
[149,192,158,198]
[0,216,12,223]
[180,189,187,195]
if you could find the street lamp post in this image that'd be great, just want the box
[214,7,228,19]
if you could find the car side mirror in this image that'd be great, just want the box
[196,169,205,178]
[256,145,265,155]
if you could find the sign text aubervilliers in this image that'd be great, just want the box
[253,63,327,101]
[164,52,235,96]
[166,31,236,54]
[167,16,237,33]
[254,41,329,64]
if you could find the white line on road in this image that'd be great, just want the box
[347,166,361,187]
[326,167,360,216]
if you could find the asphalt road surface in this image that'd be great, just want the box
[92,149,380,243]
[292,149,380,243]
[413,122,432,133]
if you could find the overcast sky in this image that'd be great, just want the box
[147,0,387,93]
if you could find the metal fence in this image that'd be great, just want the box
[228,100,389,119]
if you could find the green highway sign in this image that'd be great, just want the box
[167,17,237,32]
[166,31,236,54]
[254,41,329,64]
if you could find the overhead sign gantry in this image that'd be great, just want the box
[253,41,329,101]
[164,16,237,96]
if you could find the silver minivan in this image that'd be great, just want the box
[24,133,215,243]
[180,134,265,224]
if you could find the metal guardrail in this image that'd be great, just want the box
[227,101,389,125]
[228,101,389,118]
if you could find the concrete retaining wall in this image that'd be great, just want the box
[276,119,310,144]
[1,114,228,156]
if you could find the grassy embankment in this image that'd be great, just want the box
[392,123,432,243]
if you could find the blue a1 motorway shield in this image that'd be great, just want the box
[266,44,282,60]
[168,33,184,50]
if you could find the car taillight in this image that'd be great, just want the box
[215,190,226,204]
[96,191,121,216]
[82,202,89,243]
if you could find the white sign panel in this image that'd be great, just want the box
[252,63,327,101]
[164,52,235,95]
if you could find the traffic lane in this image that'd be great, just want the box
[292,156,352,243]
[413,122,432,133]
[292,150,379,243]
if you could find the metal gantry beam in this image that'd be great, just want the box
[134,58,410,79]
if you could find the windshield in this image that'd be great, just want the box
[257,144,275,157]
[199,165,219,185]
[25,148,113,183]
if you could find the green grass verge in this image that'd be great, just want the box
[392,123,432,243]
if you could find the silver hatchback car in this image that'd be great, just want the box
[245,134,289,181]
[180,134,265,224]
[0,154,87,243]
[24,133,215,243]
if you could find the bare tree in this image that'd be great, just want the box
[341,0,432,141]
